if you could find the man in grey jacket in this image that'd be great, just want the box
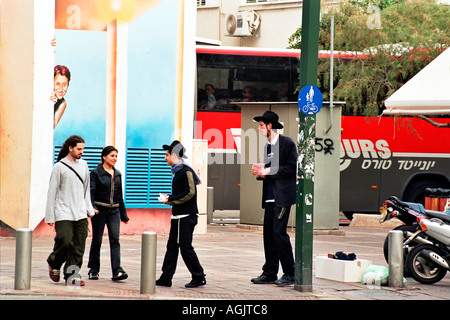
[45,135,95,286]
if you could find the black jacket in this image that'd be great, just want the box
[259,134,298,208]
[90,164,129,222]
[167,165,198,216]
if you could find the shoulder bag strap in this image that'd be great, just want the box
[59,161,84,185]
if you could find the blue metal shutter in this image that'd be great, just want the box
[125,148,150,207]
[53,146,102,171]
[149,149,172,206]
[125,148,172,208]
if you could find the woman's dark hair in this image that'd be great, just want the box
[54,65,71,83]
[57,135,85,161]
[101,146,118,164]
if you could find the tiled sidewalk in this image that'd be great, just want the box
[1,224,449,300]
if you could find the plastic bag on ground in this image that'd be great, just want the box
[361,265,389,286]
[361,265,407,286]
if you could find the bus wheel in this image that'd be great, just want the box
[402,178,447,205]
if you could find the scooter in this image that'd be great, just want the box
[405,216,450,284]
[379,196,450,226]
[379,196,450,268]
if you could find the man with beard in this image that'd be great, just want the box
[45,135,95,286]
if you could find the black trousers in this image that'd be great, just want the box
[160,214,204,280]
[47,219,88,280]
[88,207,124,276]
[262,203,295,278]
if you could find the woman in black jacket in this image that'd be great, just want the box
[88,146,129,281]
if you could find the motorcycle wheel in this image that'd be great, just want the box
[383,225,418,276]
[406,244,448,285]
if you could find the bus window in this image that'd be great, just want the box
[196,52,299,112]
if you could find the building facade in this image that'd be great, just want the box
[197,0,304,49]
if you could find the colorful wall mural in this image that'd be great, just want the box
[52,0,194,209]
[53,29,107,147]
[0,0,197,235]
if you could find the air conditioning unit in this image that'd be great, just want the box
[226,11,260,37]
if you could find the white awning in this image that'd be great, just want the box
[384,48,450,115]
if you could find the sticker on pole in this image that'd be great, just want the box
[298,85,323,116]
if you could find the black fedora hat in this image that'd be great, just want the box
[253,110,283,129]
[162,140,187,159]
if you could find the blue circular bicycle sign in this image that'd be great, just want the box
[298,85,323,116]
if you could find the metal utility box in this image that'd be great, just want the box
[238,102,299,226]
[313,103,342,230]
[238,101,342,230]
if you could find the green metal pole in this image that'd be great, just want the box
[294,0,321,292]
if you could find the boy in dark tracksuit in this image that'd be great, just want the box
[156,140,206,288]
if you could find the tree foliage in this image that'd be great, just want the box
[288,0,450,115]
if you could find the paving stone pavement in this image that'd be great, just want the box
[1,224,449,302]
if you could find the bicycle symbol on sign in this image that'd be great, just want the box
[298,85,323,116]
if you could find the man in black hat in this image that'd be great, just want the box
[156,140,206,288]
[251,111,297,286]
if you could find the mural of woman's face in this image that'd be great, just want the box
[54,74,69,100]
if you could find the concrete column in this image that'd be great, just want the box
[105,20,118,146]
[115,22,129,184]
[0,0,54,232]
[192,139,208,234]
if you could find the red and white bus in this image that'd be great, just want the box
[195,45,450,218]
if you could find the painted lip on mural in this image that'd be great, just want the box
[56,91,66,98]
